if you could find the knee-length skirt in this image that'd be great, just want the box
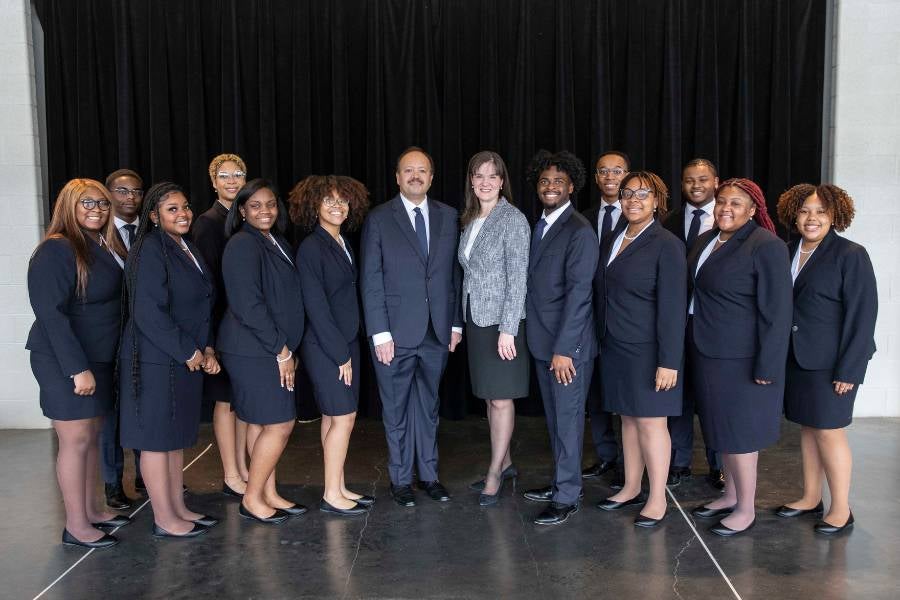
[221,352,297,425]
[465,318,530,400]
[31,352,114,421]
[784,351,857,429]
[600,336,682,417]
[301,337,360,417]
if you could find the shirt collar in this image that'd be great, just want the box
[601,199,621,212]
[115,215,139,229]
[400,193,428,215]
[691,199,715,216]
[542,201,571,227]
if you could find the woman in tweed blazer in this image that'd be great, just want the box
[458,151,531,506]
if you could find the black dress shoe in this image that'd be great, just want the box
[582,460,616,479]
[710,518,756,537]
[418,480,451,502]
[706,469,726,491]
[523,486,553,502]
[469,465,519,491]
[692,504,736,519]
[279,503,309,517]
[353,495,376,507]
[666,466,692,487]
[775,501,824,518]
[239,503,290,524]
[92,515,133,529]
[534,502,579,525]
[192,515,220,527]
[634,511,667,528]
[814,512,854,535]
[597,493,646,511]
[222,481,244,498]
[320,499,369,516]
[104,483,133,510]
[152,522,209,538]
[62,529,119,548]
[391,484,416,507]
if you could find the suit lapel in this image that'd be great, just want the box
[793,229,836,288]
[427,200,443,270]
[391,196,427,265]
[164,233,212,291]
[468,198,506,262]
[532,204,573,266]
[608,220,658,270]
[248,225,293,268]
[315,225,354,276]
[696,220,756,277]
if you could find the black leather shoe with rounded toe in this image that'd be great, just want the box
[814,512,854,535]
[152,523,209,538]
[62,529,119,549]
[238,504,290,524]
[319,499,369,516]
[775,501,824,518]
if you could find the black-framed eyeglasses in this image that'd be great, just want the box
[619,188,654,201]
[596,168,625,177]
[112,187,144,198]
[323,197,350,208]
[79,198,112,210]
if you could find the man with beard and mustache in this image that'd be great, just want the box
[361,147,463,508]
[522,150,599,525]
[662,158,724,490]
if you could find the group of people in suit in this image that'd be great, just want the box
[26,145,877,549]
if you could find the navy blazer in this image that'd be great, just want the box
[526,205,600,362]
[360,195,462,347]
[296,225,360,367]
[217,225,304,358]
[584,202,627,256]
[662,205,689,246]
[27,238,123,373]
[122,230,215,366]
[688,221,792,382]
[190,201,229,326]
[789,230,877,383]
[594,220,687,369]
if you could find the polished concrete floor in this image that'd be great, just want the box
[3,416,899,599]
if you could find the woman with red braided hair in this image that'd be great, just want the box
[686,178,792,536]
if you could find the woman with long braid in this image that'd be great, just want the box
[119,182,221,538]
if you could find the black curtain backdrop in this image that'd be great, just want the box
[34,0,827,419]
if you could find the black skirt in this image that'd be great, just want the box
[301,337,360,417]
[31,353,114,421]
[600,336,682,417]
[784,352,857,429]
[465,317,530,400]
[221,352,297,425]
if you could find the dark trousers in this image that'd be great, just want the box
[371,322,449,487]
[587,360,623,464]
[100,409,141,484]
[535,357,593,506]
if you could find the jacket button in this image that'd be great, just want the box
[791,325,798,332]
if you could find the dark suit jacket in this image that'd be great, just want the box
[594,220,687,369]
[526,204,600,362]
[122,230,215,366]
[583,202,627,256]
[789,230,877,383]
[688,221,792,382]
[26,238,123,373]
[360,195,462,347]
[217,225,304,358]
[662,205,688,245]
[296,225,360,367]
[190,201,229,326]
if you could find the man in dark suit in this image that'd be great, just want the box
[522,150,600,525]
[662,158,723,489]
[581,151,629,486]
[361,147,463,507]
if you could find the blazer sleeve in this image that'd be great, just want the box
[27,240,91,375]
[221,235,287,356]
[753,239,793,381]
[133,241,200,363]
[834,246,878,383]
[552,225,600,357]
[656,239,687,369]
[297,244,352,366]
[499,213,530,336]
[360,215,390,337]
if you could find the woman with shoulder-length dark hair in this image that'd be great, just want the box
[119,182,220,538]
[27,178,127,548]
[594,171,687,527]
[774,184,877,535]
[456,150,530,507]
[289,174,374,516]
[687,178,792,536]
[218,178,306,524]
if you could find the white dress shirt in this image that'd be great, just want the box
[791,244,816,284]
[114,215,139,250]
[607,219,654,266]
[540,201,572,238]
[683,199,715,240]
[463,217,487,259]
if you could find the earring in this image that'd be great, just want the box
[154,221,159,228]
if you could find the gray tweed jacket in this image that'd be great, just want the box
[457,198,530,335]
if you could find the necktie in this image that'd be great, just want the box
[413,207,428,257]
[600,205,615,245]
[531,217,547,260]
[686,208,705,250]
[123,223,137,248]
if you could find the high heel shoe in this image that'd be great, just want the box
[814,511,854,535]
[62,529,119,549]
[775,500,824,518]
[152,522,209,538]
[469,465,518,491]
[92,515,133,529]
[479,478,505,507]
[239,503,289,524]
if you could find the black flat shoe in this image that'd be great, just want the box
[469,465,519,491]
[776,501,824,518]
[92,515,133,529]
[418,480,451,502]
[391,484,416,507]
[222,482,244,498]
[534,502,579,525]
[692,505,736,519]
[352,495,376,507]
[710,518,756,537]
[104,483,134,510]
[62,529,119,549]
[152,523,209,538]
[319,499,369,516]
[634,511,667,528]
[238,503,290,524]
[279,503,309,517]
[582,460,617,479]
[192,515,220,527]
[814,512,854,535]
[597,493,646,511]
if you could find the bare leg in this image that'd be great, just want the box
[236,417,250,482]
[483,399,515,495]
[703,453,738,510]
[142,450,193,534]
[213,401,246,494]
[84,416,116,522]
[244,421,294,517]
[608,416,644,502]
[323,413,357,508]
[783,426,823,510]
[168,450,203,521]
[718,451,758,530]
[54,419,105,541]
[815,428,853,525]
[636,417,670,519]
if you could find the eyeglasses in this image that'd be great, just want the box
[537,177,570,187]
[112,187,144,198]
[323,197,349,208]
[596,168,626,177]
[79,198,112,211]
[217,171,246,180]
[619,188,654,200]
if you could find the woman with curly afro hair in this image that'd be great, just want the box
[774,184,877,535]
